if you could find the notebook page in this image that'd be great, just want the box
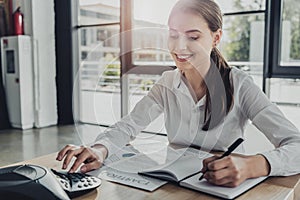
[140,155,203,182]
[180,173,267,199]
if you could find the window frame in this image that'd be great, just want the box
[265,0,300,79]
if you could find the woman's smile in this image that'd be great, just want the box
[174,53,194,62]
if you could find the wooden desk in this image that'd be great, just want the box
[6,153,300,200]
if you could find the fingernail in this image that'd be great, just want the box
[81,166,86,173]
[69,169,74,173]
[63,164,66,169]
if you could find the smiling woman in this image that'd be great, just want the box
[63,0,300,189]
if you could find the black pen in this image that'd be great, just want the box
[199,138,244,181]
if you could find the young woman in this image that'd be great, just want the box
[57,0,300,187]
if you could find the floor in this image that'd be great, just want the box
[0,104,299,167]
[0,125,82,166]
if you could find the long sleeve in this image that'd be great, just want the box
[93,78,165,157]
[238,74,300,176]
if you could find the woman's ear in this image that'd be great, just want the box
[213,29,223,47]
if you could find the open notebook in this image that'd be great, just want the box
[139,154,267,199]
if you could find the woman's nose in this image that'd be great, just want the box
[175,36,188,51]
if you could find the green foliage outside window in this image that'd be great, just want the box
[283,0,300,60]
[224,0,264,62]
[224,0,300,62]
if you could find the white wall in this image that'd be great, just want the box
[13,0,57,127]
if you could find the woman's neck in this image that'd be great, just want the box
[181,68,208,102]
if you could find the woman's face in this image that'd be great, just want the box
[168,11,221,74]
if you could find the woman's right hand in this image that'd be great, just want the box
[56,144,108,173]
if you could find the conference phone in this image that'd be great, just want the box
[0,164,101,200]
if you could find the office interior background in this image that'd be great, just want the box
[0,0,300,166]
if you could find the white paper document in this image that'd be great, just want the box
[97,167,167,191]
[88,145,168,191]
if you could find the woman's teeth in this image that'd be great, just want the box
[176,54,193,61]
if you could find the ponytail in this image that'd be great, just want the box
[202,47,234,131]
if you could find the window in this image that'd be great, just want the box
[216,0,266,13]
[79,0,120,26]
[132,0,176,66]
[220,14,265,88]
[78,0,121,126]
[216,0,266,88]
[280,0,300,67]
[266,0,300,77]
[265,0,300,107]
[122,0,178,133]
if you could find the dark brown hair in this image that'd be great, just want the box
[172,0,234,130]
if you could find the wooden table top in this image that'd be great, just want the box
[4,152,300,200]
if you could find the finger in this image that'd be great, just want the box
[207,156,232,171]
[62,147,84,170]
[56,145,76,161]
[204,168,232,184]
[80,160,103,173]
[69,149,93,173]
[204,167,244,187]
[201,156,219,172]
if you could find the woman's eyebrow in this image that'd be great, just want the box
[168,28,202,34]
[185,29,202,34]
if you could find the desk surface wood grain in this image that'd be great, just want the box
[4,153,299,200]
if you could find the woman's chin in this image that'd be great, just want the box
[176,63,196,71]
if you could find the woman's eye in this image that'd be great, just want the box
[188,36,199,41]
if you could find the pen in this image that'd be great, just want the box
[199,138,244,181]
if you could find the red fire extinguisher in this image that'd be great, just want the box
[13,7,24,35]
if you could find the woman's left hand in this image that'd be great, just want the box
[201,154,270,187]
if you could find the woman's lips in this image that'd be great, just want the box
[175,54,193,62]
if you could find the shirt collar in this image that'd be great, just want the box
[196,95,206,107]
[173,68,182,89]
[172,69,206,107]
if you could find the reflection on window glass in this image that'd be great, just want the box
[216,0,265,13]
[79,0,120,26]
[280,0,300,66]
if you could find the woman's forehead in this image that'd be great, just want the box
[168,11,209,33]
